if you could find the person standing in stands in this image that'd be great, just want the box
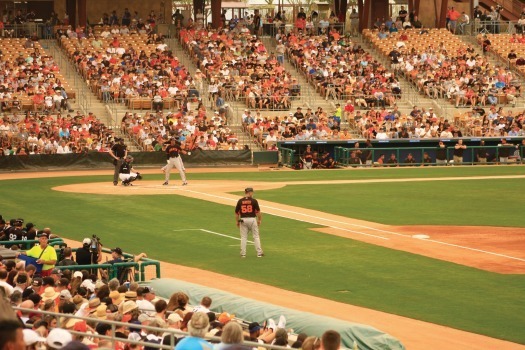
[109,138,127,186]
[235,188,264,258]
[16,232,56,277]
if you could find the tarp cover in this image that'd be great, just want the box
[146,279,405,350]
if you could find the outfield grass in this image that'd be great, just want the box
[1,171,524,344]
[251,178,525,227]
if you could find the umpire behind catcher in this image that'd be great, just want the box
[109,138,128,186]
[235,187,264,258]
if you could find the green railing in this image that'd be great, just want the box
[1,237,64,250]
[279,147,296,167]
[140,258,162,280]
[32,246,162,282]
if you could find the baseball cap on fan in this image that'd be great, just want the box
[111,247,123,255]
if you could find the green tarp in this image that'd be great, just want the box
[146,279,405,350]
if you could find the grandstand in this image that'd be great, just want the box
[1,2,525,350]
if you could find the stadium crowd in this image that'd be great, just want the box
[0,217,343,350]
[181,18,299,111]
[121,110,246,151]
[0,111,113,155]
[284,32,402,105]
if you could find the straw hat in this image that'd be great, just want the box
[41,287,60,302]
[110,291,125,306]
[95,304,107,320]
[121,300,138,314]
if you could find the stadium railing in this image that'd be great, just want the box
[279,147,296,167]
[13,307,291,350]
[0,237,64,251]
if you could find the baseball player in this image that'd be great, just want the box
[301,145,313,169]
[235,187,264,258]
[109,138,128,186]
[119,155,142,186]
[162,138,189,186]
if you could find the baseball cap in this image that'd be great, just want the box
[111,247,123,255]
[82,238,91,245]
[38,232,50,239]
[142,286,154,294]
[51,268,62,276]
[248,322,261,333]
[23,329,46,346]
[73,271,83,279]
[245,187,254,193]
[59,289,72,300]
[47,328,73,349]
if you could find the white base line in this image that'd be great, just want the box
[181,189,525,262]
[173,228,254,244]
[182,190,388,240]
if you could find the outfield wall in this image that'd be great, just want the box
[0,150,252,170]
[146,279,406,350]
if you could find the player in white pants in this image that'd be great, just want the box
[119,155,141,186]
[235,187,264,258]
[162,138,188,186]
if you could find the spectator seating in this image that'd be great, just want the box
[180,24,296,111]
[121,110,243,151]
[0,111,112,155]
[241,106,350,148]
[0,38,75,111]
[477,33,525,77]
[59,30,193,111]
[284,31,402,106]
[363,28,518,108]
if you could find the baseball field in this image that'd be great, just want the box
[1,165,525,350]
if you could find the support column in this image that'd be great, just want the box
[357,0,363,31]
[334,0,348,24]
[414,0,421,16]
[77,0,86,28]
[361,0,370,31]
[193,0,204,21]
[211,0,221,29]
[439,0,448,28]
[65,0,76,26]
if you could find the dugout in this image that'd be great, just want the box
[278,137,525,167]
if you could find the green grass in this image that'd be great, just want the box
[1,170,525,344]
[251,179,525,227]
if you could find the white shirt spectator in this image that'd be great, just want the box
[376,131,389,139]
[0,279,14,297]
[56,144,71,154]
[440,130,453,138]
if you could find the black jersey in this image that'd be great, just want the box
[119,161,132,174]
[235,197,261,218]
[165,143,182,159]
[111,143,127,158]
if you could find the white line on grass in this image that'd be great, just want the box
[181,189,525,262]
[173,228,253,244]
[181,190,389,240]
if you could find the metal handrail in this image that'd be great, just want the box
[12,307,291,350]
